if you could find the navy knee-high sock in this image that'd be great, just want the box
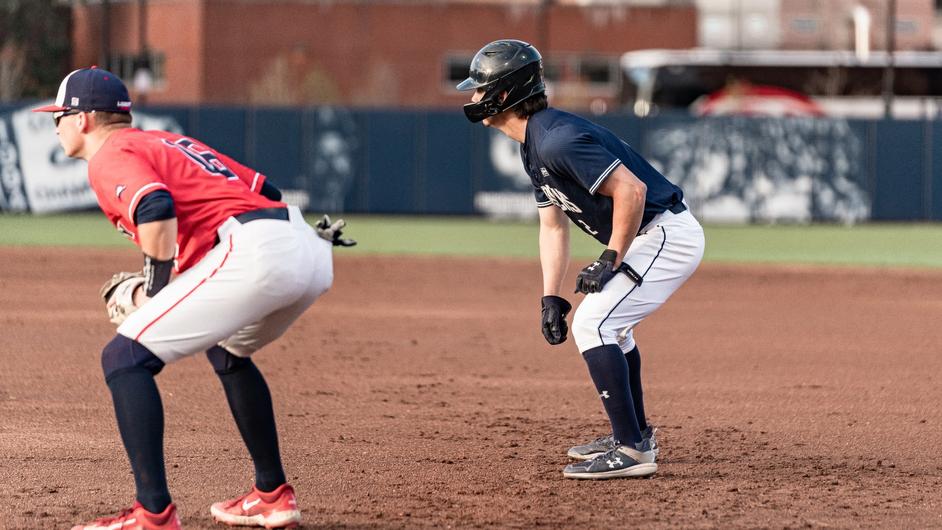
[625,346,648,432]
[208,347,286,492]
[582,344,642,446]
[106,368,172,513]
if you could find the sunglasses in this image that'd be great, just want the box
[53,109,83,127]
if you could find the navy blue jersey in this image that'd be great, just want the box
[521,108,683,245]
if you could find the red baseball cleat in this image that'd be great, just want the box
[210,483,301,528]
[71,502,182,530]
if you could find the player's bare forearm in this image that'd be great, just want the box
[138,218,178,260]
[597,165,646,264]
[538,206,570,296]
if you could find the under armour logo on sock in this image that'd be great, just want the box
[599,390,610,399]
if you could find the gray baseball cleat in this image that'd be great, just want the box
[567,426,659,461]
[562,438,658,479]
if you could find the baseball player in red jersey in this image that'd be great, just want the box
[35,67,353,529]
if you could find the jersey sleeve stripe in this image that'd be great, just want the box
[536,200,554,208]
[589,159,622,195]
[127,182,170,223]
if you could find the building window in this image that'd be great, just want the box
[542,59,563,82]
[107,51,165,87]
[790,18,819,34]
[578,57,616,86]
[444,55,473,86]
[895,19,918,34]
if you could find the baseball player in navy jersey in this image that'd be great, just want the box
[35,68,353,529]
[458,40,705,479]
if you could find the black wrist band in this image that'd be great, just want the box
[599,249,618,263]
[143,254,174,297]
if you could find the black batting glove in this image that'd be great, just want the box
[541,295,572,345]
[315,215,357,247]
[575,249,619,294]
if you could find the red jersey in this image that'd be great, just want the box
[88,128,284,272]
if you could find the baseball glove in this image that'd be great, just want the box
[99,271,146,326]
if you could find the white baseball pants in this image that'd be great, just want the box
[118,206,333,363]
[571,208,705,353]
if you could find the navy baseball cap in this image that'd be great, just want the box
[33,67,132,114]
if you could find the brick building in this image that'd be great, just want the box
[70,0,698,109]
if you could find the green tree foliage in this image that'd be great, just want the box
[0,0,71,101]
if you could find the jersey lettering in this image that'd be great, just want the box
[162,138,238,180]
[540,184,583,213]
[577,219,598,235]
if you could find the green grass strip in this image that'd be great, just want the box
[2,213,942,268]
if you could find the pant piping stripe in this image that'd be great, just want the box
[134,234,234,342]
[595,226,668,346]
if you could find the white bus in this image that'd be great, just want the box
[620,49,942,119]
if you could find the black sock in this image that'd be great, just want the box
[106,367,171,514]
[625,346,648,432]
[582,345,642,446]
[209,347,286,492]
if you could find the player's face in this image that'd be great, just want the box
[472,89,486,125]
[54,111,83,157]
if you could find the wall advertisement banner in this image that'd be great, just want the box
[0,104,181,213]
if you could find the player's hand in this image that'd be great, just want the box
[575,249,619,294]
[315,215,357,247]
[541,295,572,345]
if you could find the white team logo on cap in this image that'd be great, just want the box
[71,97,79,106]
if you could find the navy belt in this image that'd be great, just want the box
[233,207,289,224]
[214,207,289,246]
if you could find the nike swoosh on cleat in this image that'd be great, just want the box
[102,518,136,530]
[242,498,261,511]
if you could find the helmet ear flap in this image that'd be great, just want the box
[484,78,511,108]
[462,79,508,122]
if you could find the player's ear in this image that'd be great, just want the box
[77,112,91,132]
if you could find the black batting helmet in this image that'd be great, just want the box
[456,39,545,123]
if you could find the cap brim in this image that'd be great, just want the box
[32,104,69,113]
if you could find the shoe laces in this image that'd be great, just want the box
[221,491,253,509]
[90,507,135,526]
[592,434,614,446]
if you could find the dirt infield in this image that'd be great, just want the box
[1,246,940,529]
